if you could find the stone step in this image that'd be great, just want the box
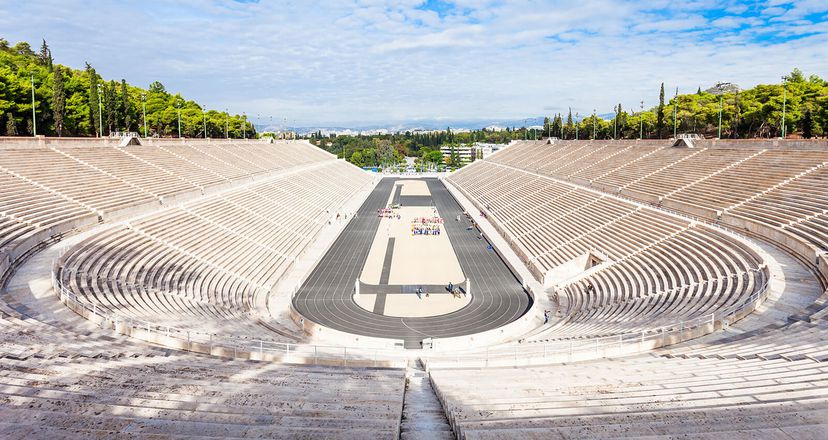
[401,430,456,440]
[401,368,455,440]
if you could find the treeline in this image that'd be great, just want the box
[0,38,255,138]
[543,69,828,140]
[310,128,522,168]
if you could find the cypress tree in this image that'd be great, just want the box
[566,108,573,139]
[552,114,562,138]
[120,79,131,131]
[52,66,66,137]
[86,63,100,136]
[105,80,117,134]
[39,39,52,70]
[656,83,665,139]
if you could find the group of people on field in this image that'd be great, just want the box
[377,207,400,219]
[412,216,444,236]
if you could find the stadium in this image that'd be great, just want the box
[0,134,827,439]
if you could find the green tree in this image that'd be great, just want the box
[51,66,66,136]
[14,41,33,56]
[85,63,100,136]
[551,114,562,138]
[39,39,52,70]
[801,107,814,139]
[656,82,665,138]
[104,80,117,134]
[120,79,132,131]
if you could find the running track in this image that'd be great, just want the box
[292,177,531,347]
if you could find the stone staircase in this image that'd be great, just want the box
[401,364,455,440]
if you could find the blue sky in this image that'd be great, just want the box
[1,0,827,126]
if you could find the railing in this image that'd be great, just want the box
[52,251,770,370]
[423,275,771,369]
[109,131,138,139]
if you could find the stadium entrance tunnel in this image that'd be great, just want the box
[291,177,533,348]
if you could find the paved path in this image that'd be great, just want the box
[292,177,531,347]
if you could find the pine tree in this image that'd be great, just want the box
[656,83,665,139]
[731,91,741,138]
[5,113,16,136]
[52,66,66,136]
[86,63,100,136]
[566,108,573,140]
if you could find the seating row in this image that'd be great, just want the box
[57,160,372,338]
[448,159,765,340]
[430,352,828,439]
[0,347,405,439]
[489,140,828,264]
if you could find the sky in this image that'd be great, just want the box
[1,0,827,127]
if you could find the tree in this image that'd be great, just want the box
[729,90,742,138]
[801,107,814,139]
[14,41,33,56]
[350,150,365,167]
[120,79,132,131]
[656,83,665,138]
[52,66,66,136]
[551,114,562,138]
[148,81,167,94]
[5,113,17,136]
[39,39,52,70]
[86,63,100,136]
[104,80,117,134]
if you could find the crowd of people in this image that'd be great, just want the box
[412,216,444,236]
[377,207,400,219]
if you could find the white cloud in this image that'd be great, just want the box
[2,0,827,125]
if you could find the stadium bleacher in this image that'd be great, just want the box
[56,160,371,337]
[1,136,828,439]
[430,350,828,439]
[447,155,769,340]
[477,139,828,289]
